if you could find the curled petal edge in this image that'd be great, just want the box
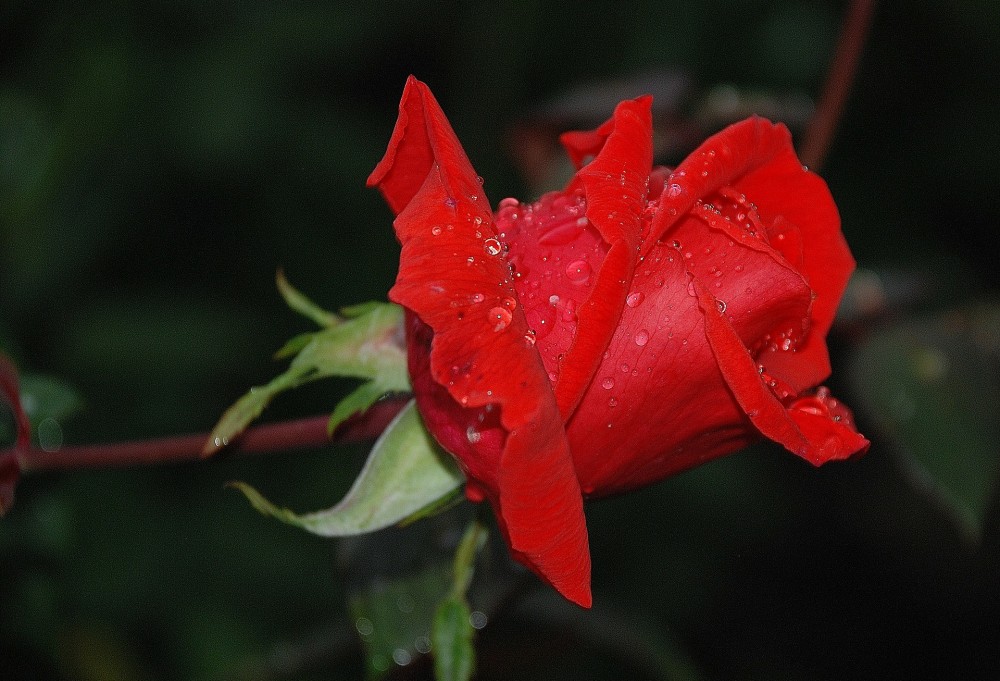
[693,278,869,464]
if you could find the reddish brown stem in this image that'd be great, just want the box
[12,397,408,473]
[799,0,877,171]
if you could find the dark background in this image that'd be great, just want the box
[2,1,999,679]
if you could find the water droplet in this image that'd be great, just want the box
[523,331,537,346]
[444,197,458,208]
[488,306,512,331]
[501,297,517,311]
[548,294,560,305]
[626,292,644,308]
[431,225,442,236]
[670,239,681,248]
[470,292,485,304]
[397,594,415,613]
[561,298,578,322]
[498,197,519,208]
[620,362,629,373]
[470,611,488,629]
[601,377,615,390]
[666,183,683,197]
[484,237,502,256]
[608,397,618,407]
[476,175,485,185]
[466,426,482,444]
[634,329,650,346]
[716,299,727,313]
[565,259,591,284]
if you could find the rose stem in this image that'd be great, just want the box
[12,397,408,473]
[799,0,877,172]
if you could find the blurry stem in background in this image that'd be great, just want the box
[11,397,408,473]
[800,0,877,171]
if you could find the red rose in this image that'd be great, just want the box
[369,77,869,607]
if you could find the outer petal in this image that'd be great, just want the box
[733,146,854,391]
[371,78,591,606]
[693,278,869,464]
[648,117,852,392]
[553,96,653,419]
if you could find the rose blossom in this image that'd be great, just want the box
[369,77,869,607]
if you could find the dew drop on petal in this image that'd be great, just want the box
[484,237,502,256]
[558,298,577,323]
[626,292,644,308]
[565,260,591,284]
[608,397,618,408]
[716,299,727,313]
[488,306,512,331]
[666,183,683,197]
[634,329,650,346]
[431,225,442,236]
[466,426,482,444]
[601,377,615,390]
[470,292,485,304]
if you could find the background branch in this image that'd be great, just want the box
[800,0,877,171]
[12,397,408,473]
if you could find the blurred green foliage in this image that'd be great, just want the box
[2,0,999,679]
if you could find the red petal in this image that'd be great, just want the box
[647,117,795,250]
[733,146,854,391]
[373,78,591,606]
[692,278,869,464]
[647,117,852,393]
[554,96,653,419]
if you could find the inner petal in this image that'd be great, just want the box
[495,190,609,383]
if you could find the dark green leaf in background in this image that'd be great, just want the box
[849,301,1000,541]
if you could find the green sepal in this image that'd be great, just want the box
[226,400,464,536]
[205,294,409,455]
[275,269,340,328]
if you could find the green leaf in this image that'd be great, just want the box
[228,400,464,536]
[205,300,409,454]
[275,269,340,328]
[432,597,475,681]
[848,301,1000,541]
[349,561,452,679]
